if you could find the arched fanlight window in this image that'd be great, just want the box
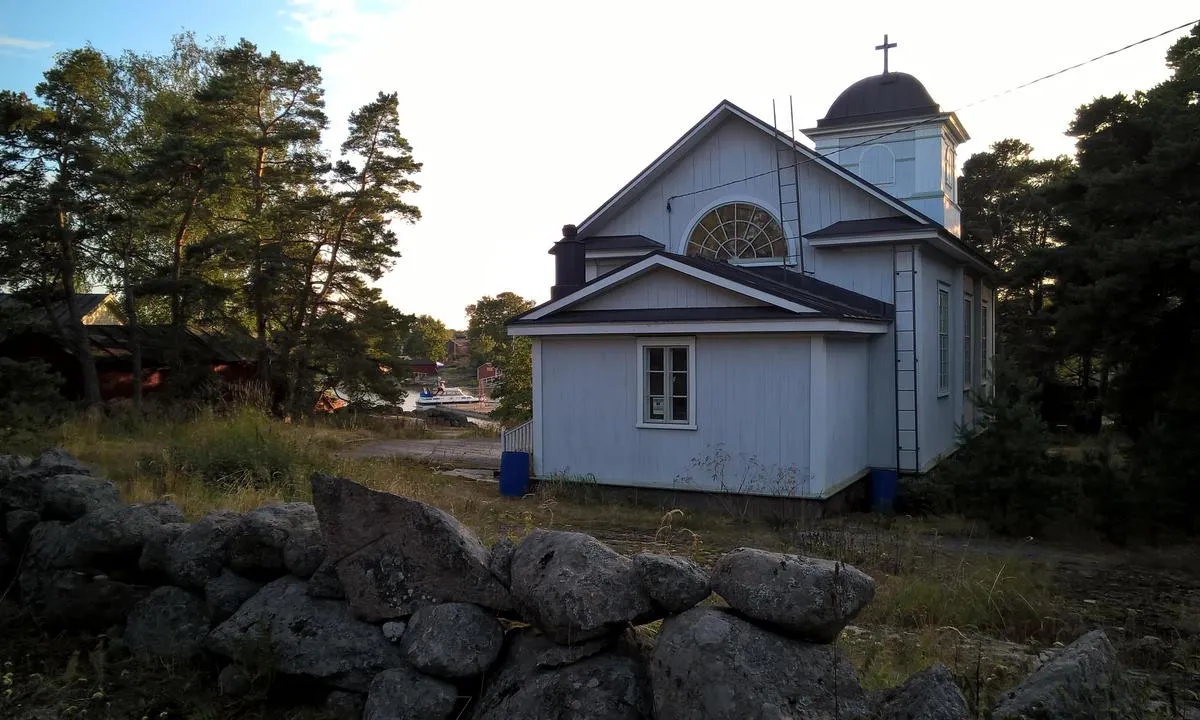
[685,202,786,260]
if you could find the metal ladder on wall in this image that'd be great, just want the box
[894,246,919,471]
[772,98,807,273]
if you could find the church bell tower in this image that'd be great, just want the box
[804,36,969,236]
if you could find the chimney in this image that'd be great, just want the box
[549,224,585,300]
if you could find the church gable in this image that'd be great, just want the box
[581,106,904,255]
[572,267,770,312]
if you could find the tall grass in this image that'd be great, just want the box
[784,522,1065,644]
[316,410,435,440]
[60,411,1065,642]
[45,409,1129,711]
[58,408,438,516]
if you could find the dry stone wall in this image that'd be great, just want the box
[0,450,1142,720]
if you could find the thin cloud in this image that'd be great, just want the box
[0,35,51,50]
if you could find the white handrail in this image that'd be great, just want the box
[501,419,533,455]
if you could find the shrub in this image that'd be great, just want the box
[1123,414,1200,539]
[929,359,1084,536]
[0,358,68,452]
[921,356,1191,544]
[151,408,320,490]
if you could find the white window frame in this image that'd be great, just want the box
[963,293,973,391]
[636,337,697,430]
[937,284,951,397]
[981,300,991,391]
[684,202,787,261]
[943,144,957,202]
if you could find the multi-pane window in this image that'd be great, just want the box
[943,145,957,202]
[685,203,786,260]
[981,301,991,387]
[963,295,973,389]
[639,339,694,427]
[937,285,950,395]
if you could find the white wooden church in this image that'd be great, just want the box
[509,46,994,503]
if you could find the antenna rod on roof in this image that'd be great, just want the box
[789,96,808,275]
[772,99,788,271]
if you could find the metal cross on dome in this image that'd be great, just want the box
[876,34,897,74]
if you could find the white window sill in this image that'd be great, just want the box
[637,421,697,431]
[937,390,950,399]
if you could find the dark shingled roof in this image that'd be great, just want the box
[668,254,893,320]
[583,235,664,251]
[808,217,926,238]
[513,251,893,326]
[545,234,663,255]
[79,325,251,364]
[0,293,116,328]
[818,72,940,129]
[514,306,804,324]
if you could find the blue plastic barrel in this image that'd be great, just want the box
[869,468,898,512]
[499,451,530,497]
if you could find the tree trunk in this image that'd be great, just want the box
[170,187,200,330]
[251,141,272,391]
[289,344,313,420]
[1099,359,1110,404]
[255,275,270,387]
[57,206,101,405]
[121,248,143,410]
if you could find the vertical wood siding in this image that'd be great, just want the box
[866,335,898,469]
[811,245,897,469]
[574,268,766,311]
[586,118,897,253]
[917,247,964,470]
[824,339,871,487]
[811,246,896,303]
[586,258,633,282]
[539,334,814,495]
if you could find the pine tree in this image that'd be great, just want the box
[1,36,424,416]
[1048,24,1200,530]
[0,49,124,404]
[197,40,327,387]
[958,139,1072,391]
[278,92,421,416]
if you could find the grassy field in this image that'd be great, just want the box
[3,409,1198,718]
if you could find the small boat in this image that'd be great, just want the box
[416,386,479,406]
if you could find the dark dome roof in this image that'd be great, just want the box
[818,72,940,128]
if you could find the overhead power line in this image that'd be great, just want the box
[666,17,1199,204]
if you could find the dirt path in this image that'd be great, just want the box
[350,437,501,469]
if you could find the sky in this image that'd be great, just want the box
[1,1,1195,328]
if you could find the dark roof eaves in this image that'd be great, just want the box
[508,252,657,323]
[666,253,892,319]
[664,254,844,315]
[511,306,848,326]
[816,106,941,129]
[582,234,664,251]
[745,266,895,320]
[808,217,926,238]
[510,249,897,327]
